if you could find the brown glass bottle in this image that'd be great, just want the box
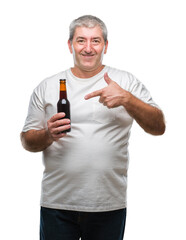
[57,79,71,133]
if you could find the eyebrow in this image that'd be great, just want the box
[76,36,102,41]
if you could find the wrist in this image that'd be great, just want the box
[121,90,133,108]
[45,128,54,146]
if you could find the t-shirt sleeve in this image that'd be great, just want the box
[127,73,160,109]
[22,84,46,132]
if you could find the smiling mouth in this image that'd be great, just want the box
[81,54,95,57]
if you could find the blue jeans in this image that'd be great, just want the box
[40,207,126,240]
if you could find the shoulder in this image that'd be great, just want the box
[106,66,139,90]
[33,70,68,93]
[39,70,68,87]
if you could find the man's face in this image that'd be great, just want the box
[68,26,108,74]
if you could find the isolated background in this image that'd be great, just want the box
[0,0,185,239]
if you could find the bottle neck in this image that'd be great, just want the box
[60,91,67,99]
[59,79,67,99]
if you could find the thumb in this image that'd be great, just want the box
[104,72,112,85]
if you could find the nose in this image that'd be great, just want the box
[84,41,92,53]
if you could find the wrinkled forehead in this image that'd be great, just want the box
[73,26,104,41]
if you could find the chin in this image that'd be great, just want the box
[80,63,96,71]
[81,62,102,71]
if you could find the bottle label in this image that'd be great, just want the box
[62,99,67,104]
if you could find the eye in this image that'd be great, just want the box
[92,39,100,44]
[77,39,85,44]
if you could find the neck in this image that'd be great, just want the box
[71,65,105,78]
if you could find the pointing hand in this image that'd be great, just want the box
[84,72,130,108]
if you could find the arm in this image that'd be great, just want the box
[85,73,165,136]
[20,112,71,152]
[20,129,53,152]
[122,92,165,135]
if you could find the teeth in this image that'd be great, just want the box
[81,53,94,56]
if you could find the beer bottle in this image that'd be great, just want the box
[57,79,71,133]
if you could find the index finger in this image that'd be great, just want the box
[84,89,103,100]
[50,112,65,122]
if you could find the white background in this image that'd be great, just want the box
[0,0,185,239]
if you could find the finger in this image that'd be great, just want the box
[54,118,71,128]
[53,132,67,141]
[52,123,71,135]
[55,133,67,140]
[48,118,70,136]
[84,89,103,100]
[50,112,66,122]
[99,95,104,103]
[56,124,71,134]
[104,72,112,85]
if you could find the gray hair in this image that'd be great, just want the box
[69,15,108,44]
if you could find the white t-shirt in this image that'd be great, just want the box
[23,66,159,212]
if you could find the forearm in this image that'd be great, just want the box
[123,93,166,135]
[84,74,165,135]
[21,113,71,152]
[20,129,53,152]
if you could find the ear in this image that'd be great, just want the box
[68,40,73,54]
[104,40,108,54]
